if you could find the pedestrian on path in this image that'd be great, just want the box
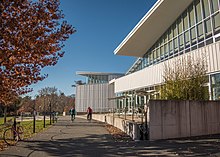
[87,107,92,120]
[69,107,76,121]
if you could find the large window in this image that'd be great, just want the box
[164,44,168,57]
[211,73,220,100]
[183,11,189,30]
[179,34,184,50]
[213,13,220,34]
[169,41,173,54]
[174,38,178,52]
[191,27,197,43]
[173,24,178,37]
[197,23,204,40]
[189,4,195,26]
[168,28,173,39]
[160,45,164,58]
[203,0,210,18]
[195,0,202,22]
[211,0,219,13]
[185,31,190,45]
[178,18,183,34]
[205,18,212,37]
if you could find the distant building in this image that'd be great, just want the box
[75,72,124,113]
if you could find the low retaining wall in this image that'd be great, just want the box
[92,114,142,140]
[81,100,220,141]
[149,100,220,140]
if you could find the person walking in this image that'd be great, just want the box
[69,107,76,121]
[87,107,92,120]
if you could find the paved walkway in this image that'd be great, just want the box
[0,116,220,157]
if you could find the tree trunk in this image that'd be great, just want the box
[4,106,7,124]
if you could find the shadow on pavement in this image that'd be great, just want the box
[7,134,220,156]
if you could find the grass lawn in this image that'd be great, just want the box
[0,117,14,125]
[0,117,52,150]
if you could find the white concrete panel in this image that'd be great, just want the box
[212,45,218,72]
[209,45,214,72]
[215,43,220,71]
[115,42,220,93]
[76,83,115,112]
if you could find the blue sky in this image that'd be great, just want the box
[27,0,157,97]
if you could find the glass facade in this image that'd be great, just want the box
[85,74,123,84]
[211,73,220,100]
[126,0,220,75]
[87,75,109,84]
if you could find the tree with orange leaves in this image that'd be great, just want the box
[0,0,75,105]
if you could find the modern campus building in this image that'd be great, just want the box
[75,72,123,113]
[74,0,220,140]
[112,0,220,111]
[75,0,220,114]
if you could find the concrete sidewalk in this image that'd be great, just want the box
[0,116,220,157]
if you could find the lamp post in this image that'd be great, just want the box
[49,102,52,125]
[43,95,46,128]
[33,100,36,133]
[131,94,134,121]
[71,84,76,115]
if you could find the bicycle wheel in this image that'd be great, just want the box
[3,128,19,146]
[17,126,24,140]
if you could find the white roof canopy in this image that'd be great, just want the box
[76,71,124,77]
[114,0,193,57]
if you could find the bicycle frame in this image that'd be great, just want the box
[3,122,24,146]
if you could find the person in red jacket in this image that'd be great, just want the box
[87,107,92,120]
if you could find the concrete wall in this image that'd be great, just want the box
[149,100,220,140]
[92,114,140,140]
[92,114,130,134]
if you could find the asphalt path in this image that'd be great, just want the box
[0,116,220,157]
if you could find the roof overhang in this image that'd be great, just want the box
[114,0,194,57]
[108,96,127,100]
[76,71,124,77]
[109,78,116,84]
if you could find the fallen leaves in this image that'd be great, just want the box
[105,124,132,142]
